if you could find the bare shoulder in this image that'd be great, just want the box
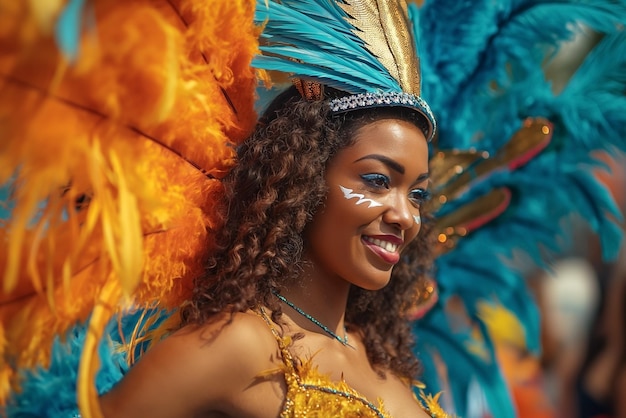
[100,311,282,418]
[185,311,283,374]
[168,311,279,365]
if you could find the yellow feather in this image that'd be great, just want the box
[477,301,527,349]
[0,0,259,405]
[27,0,65,33]
[111,153,143,296]
[77,278,121,418]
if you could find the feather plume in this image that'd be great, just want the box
[412,0,626,415]
[253,0,395,92]
[254,0,427,97]
[6,309,170,417]
[0,0,260,410]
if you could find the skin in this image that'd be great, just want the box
[100,118,430,418]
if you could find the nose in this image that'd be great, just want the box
[383,192,417,231]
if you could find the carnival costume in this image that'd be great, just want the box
[1,0,626,417]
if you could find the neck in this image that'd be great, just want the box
[277,270,351,340]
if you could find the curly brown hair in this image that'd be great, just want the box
[180,87,434,381]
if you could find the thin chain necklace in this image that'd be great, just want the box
[273,291,352,348]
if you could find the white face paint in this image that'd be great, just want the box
[413,215,421,225]
[339,185,383,208]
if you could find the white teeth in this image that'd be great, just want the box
[364,236,398,253]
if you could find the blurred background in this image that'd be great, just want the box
[524,27,626,418]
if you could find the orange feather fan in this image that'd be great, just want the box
[0,0,260,415]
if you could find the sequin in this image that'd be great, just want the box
[257,308,454,417]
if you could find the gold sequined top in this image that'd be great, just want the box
[257,309,453,418]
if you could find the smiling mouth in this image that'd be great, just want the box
[362,236,399,253]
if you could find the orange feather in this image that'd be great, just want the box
[0,0,260,407]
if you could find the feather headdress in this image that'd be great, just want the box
[253,0,436,140]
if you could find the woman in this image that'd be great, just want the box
[2,0,447,416]
[98,86,441,417]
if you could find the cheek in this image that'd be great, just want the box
[405,222,421,244]
[332,187,380,218]
[338,185,384,209]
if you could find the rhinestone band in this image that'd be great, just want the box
[328,91,436,141]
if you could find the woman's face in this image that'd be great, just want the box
[305,118,429,290]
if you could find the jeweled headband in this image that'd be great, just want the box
[253,0,437,142]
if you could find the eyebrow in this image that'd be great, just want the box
[354,154,405,174]
[353,154,429,183]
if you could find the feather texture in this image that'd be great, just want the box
[3,1,626,417]
[253,0,397,93]
[412,0,626,416]
[0,0,259,409]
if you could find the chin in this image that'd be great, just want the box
[355,273,392,291]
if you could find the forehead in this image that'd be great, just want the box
[335,118,429,169]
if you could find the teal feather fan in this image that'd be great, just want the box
[412,0,626,416]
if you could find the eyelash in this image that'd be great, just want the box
[409,189,431,207]
[361,174,431,207]
[361,173,390,189]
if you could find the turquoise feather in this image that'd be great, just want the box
[6,310,171,417]
[253,0,402,93]
[412,0,626,416]
[0,183,13,221]
[54,0,87,62]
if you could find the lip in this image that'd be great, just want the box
[362,234,404,264]
[369,234,404,245]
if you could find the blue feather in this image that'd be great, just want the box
[418,0,626,151]
[414,306,517,417]
[54,0,88,62]
[412,1,626,410]
[253,0,401,93]
[6,320,126,417]
[554,32,626,151]
[0,181,14,221]
[6,309,172,417]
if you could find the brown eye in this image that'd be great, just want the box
[361,173,390,189]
